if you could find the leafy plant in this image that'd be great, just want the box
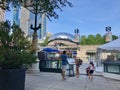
[0,0,72,19]
[0,21,37,69]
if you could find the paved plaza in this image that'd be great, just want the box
[25,72,120,90]
[25,62,120,90]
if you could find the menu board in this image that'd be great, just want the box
[67,58,75,65]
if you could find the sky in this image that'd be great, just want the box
[47,0,120,36]
[5,0,120,36]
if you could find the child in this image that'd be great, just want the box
[87,62,95,81]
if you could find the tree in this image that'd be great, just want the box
[1,0,72,19]
[80,35,87,45]
[95,34,102,45]
[112,35,118,40]
[0,20,37,69]
[86,35,96,45]
[41,36,50,46]
[80,34,119,45]
[0,0,73,57]
[101,35,106,44]
[0,0,9,10]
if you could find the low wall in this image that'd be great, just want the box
[102,72,120,80]
[102,61,120,80]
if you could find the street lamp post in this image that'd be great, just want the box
[30,13,41,51]
[29,16,41,72]
[29,0,41,51]
[21,0,42,73]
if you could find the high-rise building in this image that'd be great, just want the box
[37,13,42,39]
[13,5,20,25]
[0,8,5,22]
[20,6,31,36]
[41,13,47,40]
[20,7,47,41]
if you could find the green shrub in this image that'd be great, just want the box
[0,21,37,69]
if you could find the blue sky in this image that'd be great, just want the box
[5,0,120,36]
[47,0,120,36]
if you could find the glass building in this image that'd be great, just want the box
[20,7,46,40]
[41,13,47,40]
[13,5,20,25]
[20,7,30,36]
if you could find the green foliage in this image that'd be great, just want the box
[80,34,118,45]
[112,35,118,40]
[0,21,37,69]
[95,34,102,44]
[0,0,10,10]
[86,35,96,45]
[41,36,50,46]
[80,35,86,45]
[1,0,72,19]
[40,36,52,46]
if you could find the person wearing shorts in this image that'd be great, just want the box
[62,65,67,72]
[88,62,95,81]
[60,51,68,80]
[75,57,80,78]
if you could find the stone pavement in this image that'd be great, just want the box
[25,72,120,90]
[25,62,120,90]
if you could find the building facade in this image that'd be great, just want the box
[48,32,100,62]
[20,7,30,36]
[13,5,20,25]
[0,8,5,22]
[77,45,99,61]
[41,13,47,40]
[20,7,47,41]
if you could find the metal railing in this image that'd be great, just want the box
[39,60,75,76]
[39,60,62,73]
[103,61,120,74]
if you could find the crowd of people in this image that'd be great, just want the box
[60,50,95,81]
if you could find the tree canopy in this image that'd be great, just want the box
[80,34,118,45]
[0,0,72,19]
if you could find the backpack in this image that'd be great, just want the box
[79,59,83,65]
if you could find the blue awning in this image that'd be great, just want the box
[42,48,60,53]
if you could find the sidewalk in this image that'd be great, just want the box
[25,72,120,90]
[25,62,120,90]
[79,62,103,76]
